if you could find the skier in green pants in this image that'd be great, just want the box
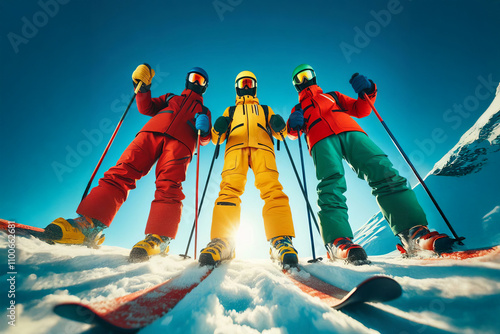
[286,64,455,264]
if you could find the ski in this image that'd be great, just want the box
[53,264,213,332]
[426,245,500,260]
[283,265,402,310]
[0,219,49,241]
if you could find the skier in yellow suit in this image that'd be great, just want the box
[199,71,298,267]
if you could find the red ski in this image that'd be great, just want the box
[54,265,213,332]
[0,219,48,241]
[284,265,402,309]
[431,245,500,260]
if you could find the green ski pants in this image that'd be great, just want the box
[311,132,427,245]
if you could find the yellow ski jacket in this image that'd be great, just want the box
[212,95,287,155]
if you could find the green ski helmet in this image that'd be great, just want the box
[292,64,316,92]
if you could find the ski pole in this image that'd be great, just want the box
[297,132,321,262]
[194,130,201,259]
[362,92,464,244]
[181,135,222,259]
[81,82,143,201]
[280,134,322,236]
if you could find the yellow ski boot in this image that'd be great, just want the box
[270,236,298,268]
[199,238,235,267]
[43,216,106,248]
[129,234,171,263]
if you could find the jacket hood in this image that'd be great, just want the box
[298,84,323,101]
[235,94,260,105]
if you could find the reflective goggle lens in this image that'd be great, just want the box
[236,77,256,89]
[293,69,315,85]
[188,73,207,86]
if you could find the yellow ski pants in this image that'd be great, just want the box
[211,147,295,241]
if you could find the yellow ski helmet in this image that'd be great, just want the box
[235,70,257,97]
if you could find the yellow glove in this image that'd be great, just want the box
[132,63,155,92]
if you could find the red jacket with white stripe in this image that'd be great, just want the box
[287,84,377,153]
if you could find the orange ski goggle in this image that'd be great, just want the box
[188,72,207,86]
[236,77,256,89]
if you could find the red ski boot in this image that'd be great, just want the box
[326,237,370,265]
[397,225,455,257]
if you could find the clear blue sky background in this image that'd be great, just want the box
[1,0,499,259]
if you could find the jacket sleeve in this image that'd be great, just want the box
[286,105,300,140]
[267,106,287,140]
[199,107,212,147]
[211,107,230,144]
[136,91,175,117]
[336,83,377,119]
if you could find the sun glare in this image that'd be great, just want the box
[234,220,258,259]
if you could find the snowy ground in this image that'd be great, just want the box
[0,235,499,334]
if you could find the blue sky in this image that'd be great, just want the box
[1,0,499,259]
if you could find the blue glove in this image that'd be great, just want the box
[349,73,374,94]
[195,114,209,134]
[288,109,304,130]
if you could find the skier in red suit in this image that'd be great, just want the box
[44,64,212,262]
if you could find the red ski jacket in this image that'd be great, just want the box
[287,84,377,153]
[136,88,212,156]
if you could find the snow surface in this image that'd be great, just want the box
[0,236,499,334]
[1,83,500,334]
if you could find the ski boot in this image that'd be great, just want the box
[129,234,171,263]
[43,216,106,248]
[199,238,235,267]
[397,225,455,257]
[270,236,299,269]
[326,237,370,265]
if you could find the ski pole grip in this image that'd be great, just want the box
[134,81,143,94]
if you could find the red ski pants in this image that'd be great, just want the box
[77,131,191,238]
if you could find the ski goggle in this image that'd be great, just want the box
[236,77,256,89]
[188,72,207,86]
[293,69,315,85]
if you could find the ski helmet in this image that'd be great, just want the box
[235,70,257,97]
[186,67,209,95]
[292,64,316,92]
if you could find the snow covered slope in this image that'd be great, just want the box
[1,235,499,334]
[432,83,500,177]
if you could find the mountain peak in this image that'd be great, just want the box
[431,82,500,177]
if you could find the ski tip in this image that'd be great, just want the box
[358,276,403,302]
[53,303,96,325]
